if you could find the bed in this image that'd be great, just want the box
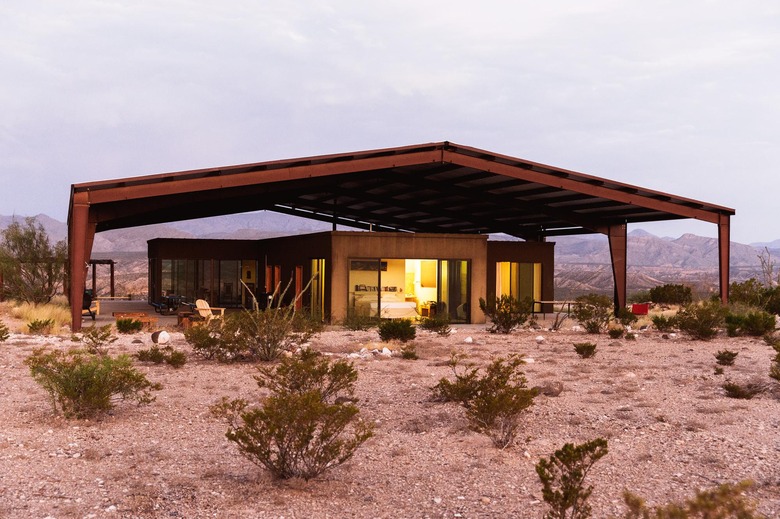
[370,301,419,319]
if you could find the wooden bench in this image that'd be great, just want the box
[112,312,159,331]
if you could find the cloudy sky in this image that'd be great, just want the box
[2,1,778,243]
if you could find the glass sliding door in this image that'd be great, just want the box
[348,259,381,318]
[310,259,326,318]
[218,260,241,307]
[496,261,542,310]
[439,259,470,323]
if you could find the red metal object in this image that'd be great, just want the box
[631,303,650,315]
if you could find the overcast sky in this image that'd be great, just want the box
[2,1,778,243]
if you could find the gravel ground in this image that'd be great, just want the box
[1,314,779,518]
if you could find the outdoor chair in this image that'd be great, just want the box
[82,291,96,321]
[195,299,225,323]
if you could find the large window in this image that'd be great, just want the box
[496,261,542,309]
[349,258,470,322]
[311,258,326,317]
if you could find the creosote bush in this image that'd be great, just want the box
[675,300,727,341]
[722,380,766,400]
[378,319,416,342]
[25,348,158,418]
[536,437,608,519]
[649,283,693,305]
[78,324,117,355]
[27,318,54,335]
[478,295,533,334]
[608,328,624,339]
[622,480,759,518]
[211,349,373,481]
[340,309,378,331]
[135,345,187,368]
[714,349,738,366]
[0,321,9,342]
[432,354,536,448]
[768,335,780,382]
[573,342,597,359]
[400,343,418,360]
[651,314,677,332]
[572,294,613,334]
[115,318,143,334]
[725,307,776,337]
[419,315,452,336]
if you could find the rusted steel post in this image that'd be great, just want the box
[718,214,731,304]
[68,194,96,332]
[607,223,627,316]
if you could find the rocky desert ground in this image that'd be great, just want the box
[0,307,779,518]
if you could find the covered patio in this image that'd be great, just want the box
[68,141,735,331]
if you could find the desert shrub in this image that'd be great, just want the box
[729,278,768,308]
[608,328,624,339]
[676,300,727,341]
[622,480,758,518]
[0,321,9,342]
[27,318,54,335]
[378,319,416,342]
[627,290,651,304]
[478,295,533,334]
[764,286,780,315]
[253,349,358,402]
[649,283,692,305]
[78,324,118,355]
[431,352,480,404]
[616,307,638,328]
[115,318,143,334]
[291,309,325,335]
[135,345,187,368]
[400,343,418,360]
[433,354,536,448]
[536,437,608,519]
[419,315,452,336]
[725,307,776,337]
[184,320,225,359]
[714,349,738,366]
[651,314,677,332]
[187,303,319,362]
[714,366,724,376]
[768,336,780,382]
[211,350,373,481]
[625,332,636,341]
[25,348,158,418]
[340,309,379,331]
[722,380,766,400]
[574,342,597,359]
[571,294,613,334]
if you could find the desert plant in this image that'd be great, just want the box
[419,315,452,336]
[115,318,143,334]
[0,217,67,304]
[714,366,724,376]
[10,301,70,334]
[433,354,536,448]
[649,283,692,305]
[571,294,613,334]
[184,320,225,360]
[625,332,636,341]
[768,336,780,382]
[79,324,118,355]
[27,318,54,335]
[431,352,480,404]
[608,328,624,339]
[378,319,416,342]
[0,321,9,342]
[714,349,738,366]
[536,437,608,519]
[722,380,766,400]
[729,278,768,308]
[135,345,187,368]
[616,307,638,328]
[478,295,533,334]
[622,480,758,518]
[725,307,776,337]
[211,350,373,480]
[25,348,158,418]
[253,349,358,402]
[651,314,677,332]
[676,300,727,341]
[573,342,597,359]
[400,343,418,360]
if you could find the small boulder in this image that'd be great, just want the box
[151,330,170,344]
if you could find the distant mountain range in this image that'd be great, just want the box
[2,212,777,297]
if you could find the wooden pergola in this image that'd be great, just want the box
[68,141,735,330]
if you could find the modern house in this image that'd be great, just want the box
[68,141,735,331]
[147,231,555,323]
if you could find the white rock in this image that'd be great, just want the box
[151,330,170,344]
[522,357,535,363]
[535,335,545,344]
[572,325,582,332]
[464,336,473,344]
[380,347,393,357]
[433,497,442,504]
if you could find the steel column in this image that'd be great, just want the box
[607,224,627,315]
[68,197,96,332]
[718,214,731,304]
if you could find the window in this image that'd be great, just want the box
[496,261,541,309]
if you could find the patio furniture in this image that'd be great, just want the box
[195,299,225,323]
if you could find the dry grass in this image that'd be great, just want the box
[8,301,71,334]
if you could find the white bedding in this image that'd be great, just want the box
[370,301,418,319]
